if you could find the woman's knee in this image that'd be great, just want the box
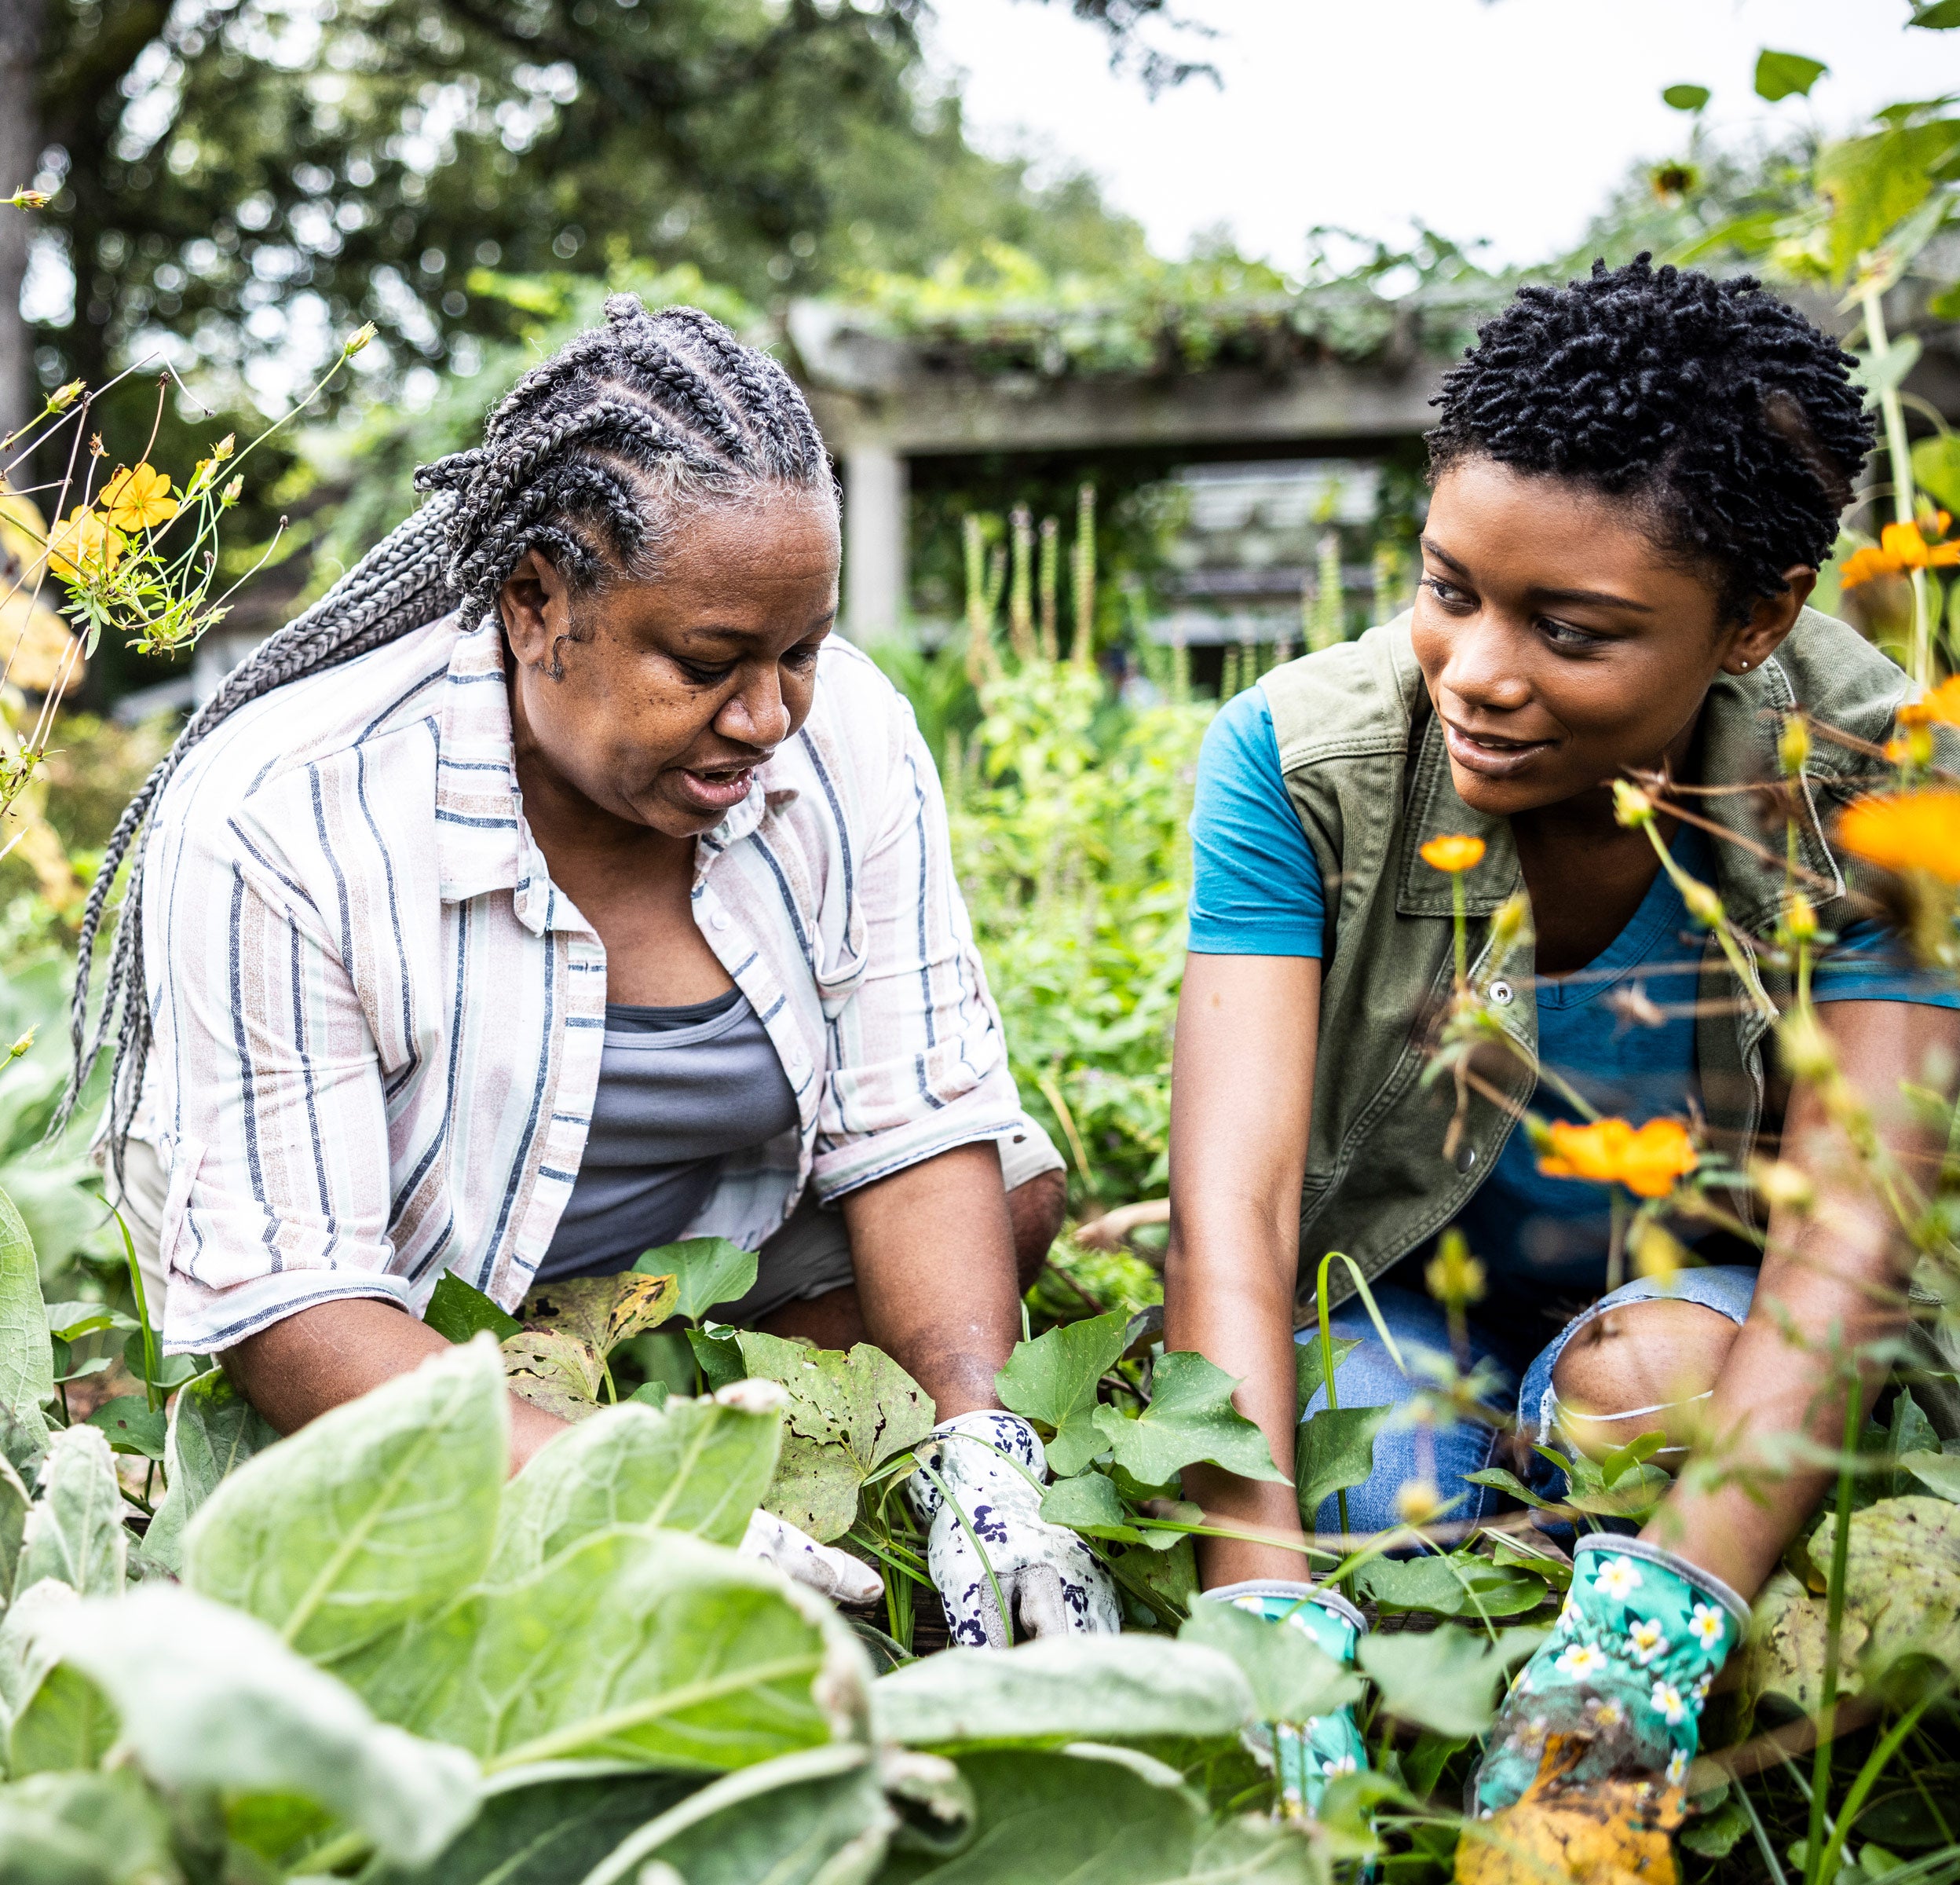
[1549,1297,1740,1461]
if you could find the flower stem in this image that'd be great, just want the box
[1804,1371,1863,1885]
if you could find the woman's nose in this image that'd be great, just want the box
[1439,614,1532,715]
[719,668,791,749]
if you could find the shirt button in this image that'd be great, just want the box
[1488,979,1514,1006]
[1455,1143,1479,1175]
[710,911,730,932]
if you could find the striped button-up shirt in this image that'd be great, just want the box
[139,612,1023,1352]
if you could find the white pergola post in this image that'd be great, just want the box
[842,445,906,642]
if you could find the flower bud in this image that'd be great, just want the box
[49,380,83,413]
[1779,1009,1835,1084]
[1612,780,1655,828]
[1779,715,1810,778]
[1783,893,1819,942]
[1750,1157,1816,1214]
[343,321,377,356]
[7,1028,32,1060]
[221,476,243,505]
[211,433,235,462]
[8,189,50,210]
[1681,879,1724,927]
[1394,1479,1444,1526]
[1487,891,1530,957]
[1424,1227,1486,1309]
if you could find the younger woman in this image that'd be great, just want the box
[1168,259,1959,1804]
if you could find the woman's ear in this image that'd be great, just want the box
[1720,565,1816,676]
[498,550,574,675]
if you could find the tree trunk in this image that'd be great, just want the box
[0,0,46,450]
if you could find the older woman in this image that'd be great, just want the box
[68,296,1116,1645]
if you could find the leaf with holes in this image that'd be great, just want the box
[185,1336,506,1662]
[520,1272,679,1359]
[502,1329,607,1422]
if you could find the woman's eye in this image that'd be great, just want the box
[678,660,737,686]
[1421,575,1472,609]
[784,644,822,672]
[1539,617,1604,649]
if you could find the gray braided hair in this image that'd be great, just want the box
[60,296,834,1172]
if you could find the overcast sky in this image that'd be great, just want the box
[923,0,1951,272]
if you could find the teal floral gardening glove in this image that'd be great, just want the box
[1472,1535,1751,1815]
[1205,1580,1369,1821]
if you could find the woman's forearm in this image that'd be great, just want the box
[224,1296,569,1473]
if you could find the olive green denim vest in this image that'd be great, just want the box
[1262,606,1911,1324]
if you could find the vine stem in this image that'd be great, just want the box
[1804,1371,1864,1885]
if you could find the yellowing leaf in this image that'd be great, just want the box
[502,1330,606,1422]
[519,1271,678,1358]
[1457,1740,1683,1885]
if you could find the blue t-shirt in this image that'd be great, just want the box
[1189,688,1960,1289]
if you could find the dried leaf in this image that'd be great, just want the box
[519,1272,678,1358]
[502,1330,607,1422]
[1457,1740,1683,1885]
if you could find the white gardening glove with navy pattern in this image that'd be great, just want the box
[907,1410,1122,1648]
[740,1508,883,1606]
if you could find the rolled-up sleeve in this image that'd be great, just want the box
[148,811,401,1352]
[809,719,1021,1199]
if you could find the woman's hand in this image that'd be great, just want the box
[1165,952,1323,1589]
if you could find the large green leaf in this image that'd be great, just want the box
[1037,1470,1143,1542]
[1177,1601,1362,1723]
[46,1587,479,1866]
[185,1336,506,1662]
[639,1239,760,1325]
[1091,1353,1285,1488]
[996,1312,1128,1477]
[1186,1814,1329,1885]
[872,1636,1253,1748]
[0,1770,178,1885]
[1293,1337,1360,1413]
[0,1579,79,1733]
[875,1746,1204,1884]
[0,1453,27,1606]
[489,1393,781,1580]
[0,1186,50,1459]
[1293,1407,1385,1521]
[7,1663,117,1777]
[734,1332,935,1543]
[351,1527,871,1774]
[1816,122,1960,283]
[367,1769,700,1885]
[583,1745,957,1885]
[1753,49,1827,102]
[1900,1449,1960,1500]
[140,1367,280,1578]
[1357,1626,1545,1738]
[424,1272,522,1345]
[16,1426,126,1598]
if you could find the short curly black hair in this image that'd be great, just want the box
[1427,254,1872,623]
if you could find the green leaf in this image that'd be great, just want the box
[1914,0,1960,23]
[1091,1352,1286,1488]
[1462,1466,1563,1513]
[1662,83,1711,112]
[630,1378,671,1409]
[734,1332,935,1543]
[519,1272,679,1360]
[0,1185,51,1457]
[872,1634,1254,1747]
[581,1744,953,1885]
[1681,1799,1750,1859]
[689,1325,746,1394]
[1358,1626,1545,1738]
[83,1395,166,1460]
[17,1426,126,1597]
[1178,1600,1362,1722]
[1187,1813,1329,1883]
[1855,334,1923,404]
[490,1394,782,1579]
[1816,123,1960,284]
[7,1662,117,1776]
[1600,1429,1667,1488]
[1122,1534,1199,1627]
[1755,49,1828,102]
[876,1745,1203,1884]
[46,1586,480,1866]
[639,1238,759,1325]
[425,1272,522,1345]
[1294,1406,1385,1519]
[0,1770,178,1885]
[1900,1449,1960,1499]
[1490,1533,1573,1592]
[0,1578,79,1732]
[351,1527,870,1773]
[40,1302,133,1344]
[996,1310,1129,1429]
[366,1769,701,1885]
[186,1335,506,1662]
[1038,1470,1143,1542]
[141,1366,280,1577]
[1044,1409,1107,1477]
[1913,434,1960,514]
[1353,1553,1547,1620]
[0,1453,27,1607]
[500,1328,605,1422]
[1294,1335,1360,1411]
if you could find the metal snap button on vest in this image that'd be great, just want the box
[1488,979,1514,1006]
[1455,1143,1479,1174]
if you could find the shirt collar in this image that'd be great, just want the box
[433,615,530,913]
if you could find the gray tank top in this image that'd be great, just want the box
[536,986,799,1283]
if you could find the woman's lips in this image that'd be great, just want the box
[672,763,758,814]
[1443,718,1555,779]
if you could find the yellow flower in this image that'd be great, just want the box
[1419,833,1486,874]
[45,503,122,580]
[1899,675,1960,730]
[100,462,179,533]
[1425,1227,1486,1309]
[1838,789,1960,885]
[1840,519,1960,588]
[1538,1116,1699,1199]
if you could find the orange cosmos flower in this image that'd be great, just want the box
[1840,519,1960,589]
[1538,1117,1699,1199]
[1420,833,1486,874]
[100,462,179,533]
[45,504,122,581]
[1900,675,1960,730]
[1838,789,1960,885]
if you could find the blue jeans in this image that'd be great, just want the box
[1296,1265,1759,1535]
